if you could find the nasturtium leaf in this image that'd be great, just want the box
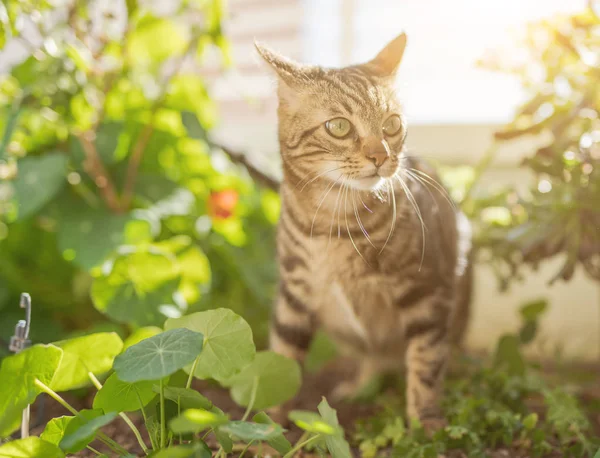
[56,203,135,271]
[165,308,255,382]
[41,416,75,446]
[149,442,211,458]
[60,412,117,452]
[91,249,184,327]
[93,373,156,413]
[220,421,284,442]
[158,386,212,410]
[288,411,337,435]
[114,328,203,382]
[0,437,65,458]
[51,332,123,392]
[253,412,292,454]
[127,15,187,65]
[318,398,352,458]
[225,351,301,410]
[0,344,63,437]
[12,154,67,220]
[519,299,547,322]
[123,326,162,350]
[169,408,229,434]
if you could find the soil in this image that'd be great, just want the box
[24,358,600,458]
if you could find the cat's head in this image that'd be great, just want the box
[256,33,408,192]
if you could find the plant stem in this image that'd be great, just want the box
[241,376,259,422]
[186,357,200,389]
[136,392,157,451]
[238,440,254,458]
[34,379,78,415]
[34,379,128,456]
[87,372,149,454]
[160,378,166,449]
[86,445,103,456]
[282,434,320,458]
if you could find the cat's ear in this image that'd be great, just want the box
[365,32,407,77]
[255,42,310,86]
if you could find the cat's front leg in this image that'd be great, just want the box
[403,300,451,434]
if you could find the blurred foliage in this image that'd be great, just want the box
[462,3,600,289]
[0,0,278,354]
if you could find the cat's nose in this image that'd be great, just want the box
[362,136,389,167]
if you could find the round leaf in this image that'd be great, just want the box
[0,437,65,458]
[91,250,184,327]
[51,333,123,392]
[113,328,203,382]
[123,326,162,350]
[169,408,229,434]
[159,386,212,411]
[150,443,211,458]
[60,412,117,452]
[40,416,75,446]
[12,154,67,220]
[93,373,156,413]
[0,344,63,437]
[225,351,301,410]
[253,412,292,455]
[288,411,337,435]
[220,421,284,442]
[165,308,255,382]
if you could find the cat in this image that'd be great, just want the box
[256,33,472,432]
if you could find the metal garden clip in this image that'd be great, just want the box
[8,293,32,438]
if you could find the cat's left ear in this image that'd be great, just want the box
[365,32,407,77]
[255,42,311,86]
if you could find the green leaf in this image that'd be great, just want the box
[220,421,284,442]
[519,320,538,344]
[519,299,548,322]
[60,412,117,452]
[0,345,63,437]
[165,308,255,382]
[225,351,301,410]
[181,111,206,140]
[493,334,526,376]
[317,398,352,458]
[288,411,337,435]
[123,326,162,350]
[57,205,134,271]
[149,442,211,458]
[12,154,68,220]
[522,413,538,431]
[91,249,184,327]
[93,373,156,413]
[170,408,229,434]
[0,437,65,458]
[159,386,212,410]
[41,416,75,446]
[51,333,123,392]
[114,328,204,382]
[253,412,292,454]
[128,15,187,65]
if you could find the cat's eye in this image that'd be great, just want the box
[325,117,352,138]
[382,115,403,136]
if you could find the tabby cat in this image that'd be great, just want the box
[256,33,472,431]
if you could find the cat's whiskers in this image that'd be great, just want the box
[379,179,397,254]
[344,182,370,266]
[406,167,457,211]
[357,191,373,213]
[328,177,347,248]
[310,174,344,244]
[403,170,439,213]
[352,188,375,248]
[298,165,343,192]
[395,174,426,270]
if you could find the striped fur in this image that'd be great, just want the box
[257,34,472,431]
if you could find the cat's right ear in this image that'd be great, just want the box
[255,42,309,86]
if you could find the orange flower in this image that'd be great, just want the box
[208,189,239,219]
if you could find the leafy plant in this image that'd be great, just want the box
[463,2,600,289]
[0,0,278,351]
[354,302,599,458]
[0,309,353,457]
